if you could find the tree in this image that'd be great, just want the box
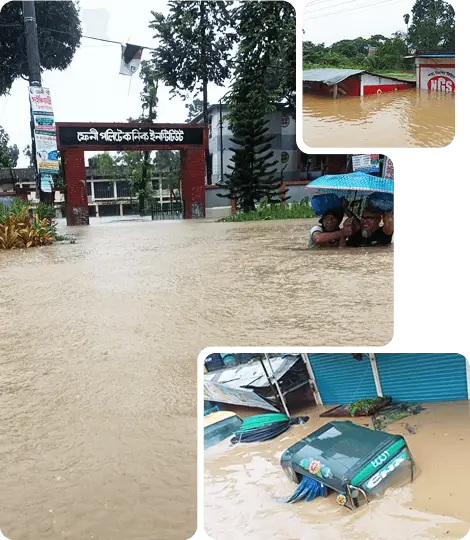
[403,13,410,28]
[0,1,81,95]
[89,152,119,178]
[139,60,159,214]
[149,2,236,123]
[149,2,237,183]
[0,126,19,168]
[185,98,204,123]
[153,151,180,191]
[230,1,296,110]
[23,145,35,168]
[364,33,410,71]
[216,2,295,211]
[407,0,454,50]
[217,88,281,213]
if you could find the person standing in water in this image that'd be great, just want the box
[308,207,353,249]
[345,208,393,247]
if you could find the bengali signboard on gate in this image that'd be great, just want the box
[57,125,205,148]
[29,87,60,175]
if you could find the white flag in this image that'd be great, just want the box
[119,44,143,76]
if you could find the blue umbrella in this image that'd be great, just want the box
[306,171,394,197]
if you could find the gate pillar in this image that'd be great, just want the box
[180,147,206,219]
[63,149,89,226]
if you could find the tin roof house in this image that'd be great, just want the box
[303,68,416,98]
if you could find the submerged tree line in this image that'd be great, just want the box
[1,0,295,215]
[303,0,454,73]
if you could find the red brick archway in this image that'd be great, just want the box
[56,122,208,225]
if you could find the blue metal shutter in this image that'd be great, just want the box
[375,354,468,402]
[308,353,378,405]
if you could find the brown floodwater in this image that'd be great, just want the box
[303,90,455,148]
[0,218,392,540]
[205,401,470,540]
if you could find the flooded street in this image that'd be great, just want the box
[205,401,470,540]
[303,90,454,148]
[0,218,392,540]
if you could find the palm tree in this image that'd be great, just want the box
[403,13,410,32]
[403,13,410,48]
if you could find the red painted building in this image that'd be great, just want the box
[303,68,415,98]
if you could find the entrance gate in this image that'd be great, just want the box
[56,122,208,225]
[150,187,183,220]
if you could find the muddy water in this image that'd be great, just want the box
[0,219,392,540]
[205,402,470,540]
[303,90,455,148]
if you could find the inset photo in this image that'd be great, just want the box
[302,0,455,148]
[204,353,470,540]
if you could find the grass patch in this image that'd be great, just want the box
[219,198,315,222]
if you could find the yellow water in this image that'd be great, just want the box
[0,218,392,539]
[205,402,470,540]
[303,90,455,148]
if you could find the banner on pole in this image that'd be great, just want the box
[29,86,60,175]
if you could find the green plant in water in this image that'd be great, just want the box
[219,197,315,223]
[0,202,58,249]
[348,397,383,417]
[34,202,56,222]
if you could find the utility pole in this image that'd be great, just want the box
[22,1,45,203]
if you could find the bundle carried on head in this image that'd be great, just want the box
[230,413,309,444]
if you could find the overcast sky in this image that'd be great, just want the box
[0,0,227,167]
[303,0,418,45]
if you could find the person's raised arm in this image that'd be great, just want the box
[382,212,394,236]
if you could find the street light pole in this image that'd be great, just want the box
[22,1,44,203]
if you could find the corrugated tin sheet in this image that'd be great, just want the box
[203,380,279,411]
[303,68,365,85]
[204,355,300,389]
[308,354,377,405]
[247,355,300,388]
[375,354,468,402]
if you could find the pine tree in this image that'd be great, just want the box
[221,117,282,213]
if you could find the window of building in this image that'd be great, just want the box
[86,182,92,196]
[116,181,130,198]
[93,181,114,199]
[281,116,290,128]
[209,116,213,138]
[281,151,289,164]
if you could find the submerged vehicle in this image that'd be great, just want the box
[281,421,414,509]
[204,410,243,450]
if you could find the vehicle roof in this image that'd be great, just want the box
[204,410,238,428]
[285,421,403,485]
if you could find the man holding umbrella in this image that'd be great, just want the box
[345,209,393,247]
[306,171,393,248]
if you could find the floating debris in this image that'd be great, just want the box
[373,403,425,431]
